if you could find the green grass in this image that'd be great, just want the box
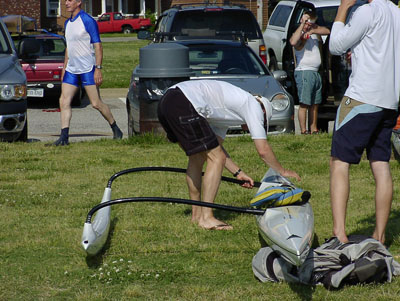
[101,39,149,89]
[1,133,400,300]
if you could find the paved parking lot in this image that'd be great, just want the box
[27,88,128,143]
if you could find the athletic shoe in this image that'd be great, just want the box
[52,137,69,146]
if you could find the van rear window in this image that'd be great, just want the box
[171,10,262,39]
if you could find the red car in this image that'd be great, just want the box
[13,33,82,106]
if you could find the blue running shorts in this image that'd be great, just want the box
[331,97,398,164]
[62,67,96,87]
[294,70,322,106]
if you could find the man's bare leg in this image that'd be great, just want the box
[52,83,78,145]
[186,152,206,223]
[59,83,78,129]
[84,85,122,139]
[330,157,350,243]
[186,146,230,230]
[370,160,393,245]
[298,104,309,134]
[309,104,319,133]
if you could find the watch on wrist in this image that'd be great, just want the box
[95,65,103,69]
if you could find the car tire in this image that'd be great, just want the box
[126,98,138,136]
[123,26,133,34]
[269,55,278,72]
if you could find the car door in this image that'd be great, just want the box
[263,1,296,70]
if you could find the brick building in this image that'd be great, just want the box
[0,0,270,32]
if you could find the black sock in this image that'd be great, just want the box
[60,127,69,140]
[110,121,117,130]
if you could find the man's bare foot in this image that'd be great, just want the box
[334,232,349,243]
[203,223,233,230]
[199,217,233,230]
[372,231,385,245]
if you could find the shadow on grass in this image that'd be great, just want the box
[348,209,400,249]
[85,217,118,269]
[288,283,316,300]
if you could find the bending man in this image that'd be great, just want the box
[158,80,301,230]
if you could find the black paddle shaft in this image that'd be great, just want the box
[85,167,265,223]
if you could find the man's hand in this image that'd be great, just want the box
[281,169,301,182]
[335,0,357,23]
[236,171,254,189]
[94,68,103,86]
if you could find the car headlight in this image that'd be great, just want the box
[0,84,27,101]
[271,93,290,111]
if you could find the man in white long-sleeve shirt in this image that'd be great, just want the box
[329,0,400,244]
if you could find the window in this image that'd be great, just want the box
[0,26,11,54]
[171,11,262,39]
[268,5,292,28]
[99,14,111,22]
[47,0,60,17]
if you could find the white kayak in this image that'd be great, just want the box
[255,169,314,266]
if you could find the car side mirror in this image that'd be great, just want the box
[272,70,287,83]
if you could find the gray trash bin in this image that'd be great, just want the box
[128,43,193,134]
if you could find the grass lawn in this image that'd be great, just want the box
[1,133,400,300]
[101,39,148,89]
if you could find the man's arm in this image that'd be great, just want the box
[329,0,370,55]
[93,42,103,86]
[253,139,301,181]
[61,47,69,82]
[216,136,254,188]
[289,19,307,50]
[309,25,330,36]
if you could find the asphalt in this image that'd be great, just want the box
[27,88,130,143]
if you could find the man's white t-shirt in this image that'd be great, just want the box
[329,0,400,110]
[64,10,101,74]
[171,80,267,140]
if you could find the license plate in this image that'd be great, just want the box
[27,88,44,97]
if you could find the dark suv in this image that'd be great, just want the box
[153,3,267,64]
[0,18,27,142]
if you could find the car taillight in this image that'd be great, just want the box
[53,70,61,80]
[259,45,267,65]
[204,8,223,11]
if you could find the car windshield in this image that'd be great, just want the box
[14,37,66,59]
[0,26,11,54]
[186,44,267,76]
[171,10,262,39]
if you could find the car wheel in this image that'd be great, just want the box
[269,56,278,72]
[123,26,133,34]
[16,120,28,142]
[126,98,138,136]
